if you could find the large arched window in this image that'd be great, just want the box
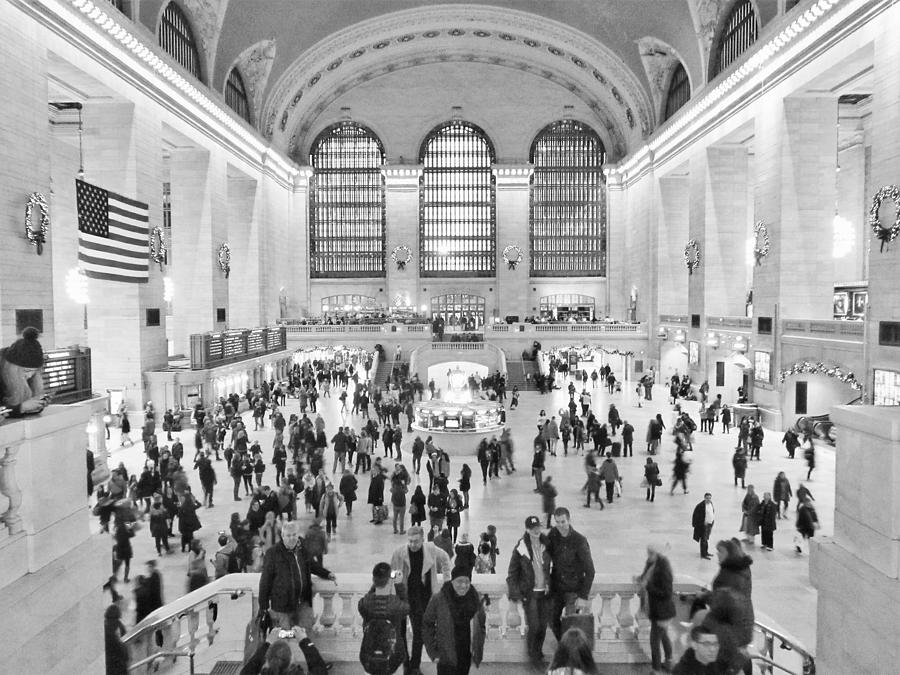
[529,120,606,277]
[419,121,496,277]
[309,122,386,278]
[224,67,251,123]
[712,0,758,78]
[664,63,691,121]
[158,2,202,80]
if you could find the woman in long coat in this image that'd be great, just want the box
[637,544,676,673]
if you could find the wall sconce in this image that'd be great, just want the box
[657,327,668,339]
[706,332,719,349]
[673,329,686,343]
[732,336,747,353]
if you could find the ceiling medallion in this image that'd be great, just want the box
[571,56,586,68]
[327,60,342,71]
[449,29,465,36]
[308,73,321,87]
[398,34,415,42]
[373,41,390,49]
[548,46,564,56]
[349,49,366,58]
[474,30,491,38]
[523,38,540,47]
[592,69,607,84]
[499,33,515,41]
[423,30,440,38]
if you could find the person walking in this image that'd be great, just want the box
[597,453,620,504]
[773,472,792,519]
[803,436,816,480]
[671,447,690,495]
[422,565,486,675]
[691,493,715,559]
[546,507,595,641]
[621,420,634,457]
[390,527,452,675]
[732,449,748,489]
[794,496,819,555]
[781,428,800,459]
[506,516,552,669]
[636,543,676,674]
[644,458,660,502]
[757,492,778,551]
[358,562,410,675]
[740,486,760,546]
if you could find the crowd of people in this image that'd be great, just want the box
[99,354,823,675]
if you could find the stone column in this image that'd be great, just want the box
[82,101,167,409]
[686,150,709,381]
[704,145,749,316]
[227,174,260,328]
[0,8,54,345]
[605,169,627,321]
[382,166,423,311]
[493,165,532,322]
[287,167,312,316]
[657,174,690,316]
[170,147,228,353]
[811,406,900,673]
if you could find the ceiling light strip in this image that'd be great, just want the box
[68,0,296,177]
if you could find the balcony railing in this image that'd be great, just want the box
[189,327,286,370]
[658,314,688,324]
[122,574,814,674]
[782,319,864,339]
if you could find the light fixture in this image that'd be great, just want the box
[421,304,428,312]
[66,267,89,304]
[673,329,686,343]
[732,336,747,353]
[706,332,719,349]
[657,327,668,339]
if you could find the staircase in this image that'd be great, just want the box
[505,359,540,391]
[372,358,397,386]
[207,661,649,674]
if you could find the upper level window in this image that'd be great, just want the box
[712,0,758,78]
[158,2,202,81]
[529,120,606,277]
[309,122,386,278]
[419,121,496,277]
[224,68,251,123]
[664,63,691,120]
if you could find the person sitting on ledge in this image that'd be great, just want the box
[0,326,48,416]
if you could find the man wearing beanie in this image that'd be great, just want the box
[0,326,48,415]
[506,515,551,669]
[358,562,410,674]
[422,564,486,674]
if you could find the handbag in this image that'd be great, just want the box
[640,478,649,489]
[614,478,622,497]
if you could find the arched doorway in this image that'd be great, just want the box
[431,293,485,331]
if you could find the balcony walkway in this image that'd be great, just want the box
[102,373,830,671]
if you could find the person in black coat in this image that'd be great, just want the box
[133,560,164,624]
[546,507,595,641]
[644,458,660,502]
[636,544,676,673]
[368,467,387,522]
[338,469,357,515]
[177,491,202,552]
[506,516,552,666]
[756,492,779,551]
[691,494,715,559]
[104,603,129,675]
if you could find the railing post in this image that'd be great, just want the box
[616,590,638,638]
[597,591,617,640]
[0,445,23,535]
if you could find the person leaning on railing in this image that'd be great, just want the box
[239,624,329,675]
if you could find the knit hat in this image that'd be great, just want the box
[525,516,541,530]
[451,564,471,580]
[4,327,43,368]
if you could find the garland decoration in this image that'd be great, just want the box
[778,360,863,392]
[391,245,412,271]
[684,239,701,275]
[149,226,167,271]
[752,222,770,266]
[502,244,524,270]
[218,242,231,279]
[868,185,900,252]
[24,192,49,255]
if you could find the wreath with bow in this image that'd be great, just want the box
[25,192,49,255]
[391,245,412,271]
[218,243,231,279]
[869,185,900,252]
[753,222,770,266]
[684,239,701,275]
[502,244,524,270]
[149,227,167,271]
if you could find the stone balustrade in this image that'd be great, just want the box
[123,575,814,674]
[283,322,647,341]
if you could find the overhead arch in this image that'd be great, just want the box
[262,5,655,162]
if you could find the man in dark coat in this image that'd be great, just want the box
[692,493,715,559]
[258,520,336,630]
[133,560,164,624]
[506,516,552,668]
[637,544,676,673]
[757,492,779,551]
[546,507,595,640]
[422,565,486,675]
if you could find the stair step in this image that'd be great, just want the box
[208,662,243,675]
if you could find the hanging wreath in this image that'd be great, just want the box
[502,244,524,270]
[753,222,770,266]
[868,185,900,252]
[391,245,412,271]
[218,242,231,279]
[24,192,49,255]
[149,226,167,271]
[684,239,701,275]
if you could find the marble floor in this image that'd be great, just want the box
[103,377,831,655]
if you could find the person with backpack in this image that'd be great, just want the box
[358,562,410,675]
[214,533,242,578]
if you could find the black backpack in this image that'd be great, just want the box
[226,549,242,574]
[359,612,404,674]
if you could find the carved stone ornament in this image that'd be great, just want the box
[181,0,228,74]
[233,39,277,125]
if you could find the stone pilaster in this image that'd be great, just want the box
[0,5,53,345]
[288,167,313,316]
[81,101,167,408]
[382,165,423,310]
[686,150,708,381]
[169,147,228,354]
[227,174,260,327]
[657,174,690,316]
[493,165,532,321]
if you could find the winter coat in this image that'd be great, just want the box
[148,503,169,538]
[258,539,332,613]
[506,533,551,601]
[757,499,778,532]
[177,498,201,535]
[741,492,760,536]
[422,582,486,669]
[597,458,620,483]
[339,473,358,503]
[638,554,676,621]
[732,452,747,478]
[390,541,451,595]
[546,527,595,598]
[368,472,386,506]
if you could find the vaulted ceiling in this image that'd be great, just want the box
[134,1,782,160]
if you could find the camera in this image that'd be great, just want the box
[390,570,402,580]
[278,629,295,639]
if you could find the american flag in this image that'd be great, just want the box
[76,179,150,283]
